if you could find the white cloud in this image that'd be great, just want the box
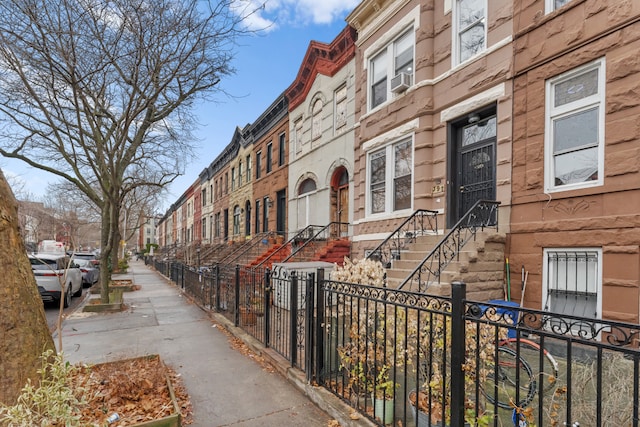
[233,0,360,31]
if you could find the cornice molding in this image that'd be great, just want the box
[284,25,357,110]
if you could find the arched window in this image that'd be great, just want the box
[312,99,323,140]
[299,178,317,195]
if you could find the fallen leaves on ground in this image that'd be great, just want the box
[70,354,193,426]
[212,320,276,373]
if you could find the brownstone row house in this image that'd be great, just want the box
[156,0,640,323]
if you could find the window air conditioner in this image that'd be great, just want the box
[390,72,412,93]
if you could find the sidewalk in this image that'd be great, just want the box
[55,259,357,427]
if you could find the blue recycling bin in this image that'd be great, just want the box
[485,299,520,339]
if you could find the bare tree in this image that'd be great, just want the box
[0,0,254,303]
[0,170,55,405]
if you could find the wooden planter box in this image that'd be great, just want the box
[83,297,125,313]
[76,355,182,427]
[90,279,137,294]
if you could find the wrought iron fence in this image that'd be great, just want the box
[152,258,640,427]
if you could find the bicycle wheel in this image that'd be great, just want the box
[482,346,537,410]
[501,338,560,394]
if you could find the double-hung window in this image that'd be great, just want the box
[369,29,414,110]
[543,248,601,322]
[335,85,347,131]
[256,151,262,179]
[545,59,604,192]
[454,0,486,64]
[368,138,413,215]
[266,143,273,173]
[278,132,286,166]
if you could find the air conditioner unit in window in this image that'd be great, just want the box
[390,72,412,93]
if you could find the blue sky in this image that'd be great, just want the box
[1,0,359,211]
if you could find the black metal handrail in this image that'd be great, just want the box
[281,222,349,263]
[398,199,500,292]
[254,225,316,267]
[365,209,439,268]
[218,231,277,265]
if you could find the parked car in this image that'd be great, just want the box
[69,251,100,268]
[75,258,100,287]
[29,254,83,307]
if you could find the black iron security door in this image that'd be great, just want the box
[454,114,496,222]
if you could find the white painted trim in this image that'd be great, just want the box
[359,36,511,123]
[440,83,505,123]
[362,5,421,69]
[543,58,605,193]
[362,118,419,153]
[541,247,603,320]
[356,1,416,47]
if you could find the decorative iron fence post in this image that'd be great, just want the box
[264,268,271,348]
[214,264,220,311]
[305,272,315,382]
[315,268,325,384]
[234,264,240,327]
[181,263,185,289]
[290,271,298,367]
[451,281,466,427]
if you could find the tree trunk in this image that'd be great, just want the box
[0,171,55,405]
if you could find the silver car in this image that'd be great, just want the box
[75,258,100,287]
[29,254,83,307]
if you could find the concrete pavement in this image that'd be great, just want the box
[55,259,360,427]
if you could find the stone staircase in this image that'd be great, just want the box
[384,231,506,301]
[314,238,350,265]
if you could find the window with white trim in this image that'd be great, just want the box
[233,205,241,236]
[454,0,486,64]
[545,59,604,192]
[368,138,413,215]
[294,119,303,154]
[545,0,571,13]
[369,29,414,110]
[231,167,236,190]
[543,248,601,320]
[312,99,322,141]
[335,85,347,131]
[297,178,317,228]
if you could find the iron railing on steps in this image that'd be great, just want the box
[281,222,349,263]
[398,199,500,292]
[365,209,439,268]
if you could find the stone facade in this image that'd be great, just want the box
[510,0,640,322]
[285,26,357,237]
[347,0,514,258]
[249,96,289,236]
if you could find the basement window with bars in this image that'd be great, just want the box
[543,248,601,320]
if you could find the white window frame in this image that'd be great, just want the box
[542,248,602,324]
[311,99,323,141]
[452,0,487,66]
[297,178,318,228]
[292,118,303,156]
[544,58,605,193]
[367,28,415,112]
[334,84,347,132]
[545,0,572,13]
[365,136,414,217]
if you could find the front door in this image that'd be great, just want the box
[450,112,497,226]
[331,167,349,237]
